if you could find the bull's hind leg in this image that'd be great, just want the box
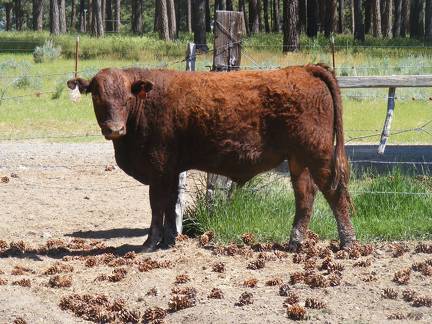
[160,179,180,249]
[309,159,356,249]
[288,158,318,251]
[143,184,165,252]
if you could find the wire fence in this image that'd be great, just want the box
[0,41,432,201]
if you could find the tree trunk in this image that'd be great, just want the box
[249,0,260,33]
[353,0,365,41]
[239,0,249,34]
[167,0,177,39]
[101,0,106,23]
[92,0,104,37]
[187,0,192,32]
[307,0,318,37]
[401,0,409,37]
[105,0,112,32]
[50,0,60,35]
[263,0,270,32]
[205,0,211,32]
[382,0,393,38]
[411,0,425,39]
[283,0,299,52]
[214,0,224,26]
[5,3,12,31]
[298,0,306,33]
[426,0,432,40]
[338,0,344,33]
[324,0,337,37]
[88,0,93,31]
[227,0,233,10]
[59,0,67,33]
[112,0,121,33]
[131,0,143,34]
[33,0,43,31]
[15,0,23,30]
[365,0,372,34]
[192,0,207,50]
[272,0,280,32]
[79,0,86,32]
[154,0,159,31]
[71,0,77,30]
[372,0,382,37]
[393,0,402,37]
[157,0,170,40]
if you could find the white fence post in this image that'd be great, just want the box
[175,42,196,235]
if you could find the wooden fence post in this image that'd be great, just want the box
[378,87,397,154]
[175,42,197,235]
[212,10,244,71]
[206,11,244,203]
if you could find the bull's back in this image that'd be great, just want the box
[144,68,332,175]
[163,67,334,147]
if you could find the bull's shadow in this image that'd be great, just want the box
[65,227,150,239]
[0,243,147,261]
[0,227,151,261]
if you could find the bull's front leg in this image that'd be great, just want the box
[143,176,180,252]
[142,184,166,252]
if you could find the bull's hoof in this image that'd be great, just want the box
[159,234,176,250]
[142,239,160,253]
[159,240,176,250]
[287,240,302,253]
[340,239,358,251]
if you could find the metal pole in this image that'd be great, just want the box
[378,87,397,155]
[331,34,336,71]
[74,36,80,78]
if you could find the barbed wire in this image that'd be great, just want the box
[0,91,58,101]
[350,190,432,196]
[342,94,432,101]
[350,160,432,165]
[0,71,75,80]
[0,133,100,141]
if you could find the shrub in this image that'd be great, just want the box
[13,75,41,89]
[33,40,61,63]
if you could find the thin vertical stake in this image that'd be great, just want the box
[331,35,336,71]
[378,87,397,155]
[74,36,80,78]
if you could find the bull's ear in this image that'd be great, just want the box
[66,78,90,94]
[131,80,154,99]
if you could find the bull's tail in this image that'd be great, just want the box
[304,63,349,192]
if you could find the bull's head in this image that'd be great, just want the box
[67,70,153,140]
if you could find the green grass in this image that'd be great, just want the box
[186,172,432,244]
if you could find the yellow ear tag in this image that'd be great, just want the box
[69,84,81,103]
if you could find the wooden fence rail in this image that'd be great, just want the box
[337,75,432,154]
[337,75,432,88]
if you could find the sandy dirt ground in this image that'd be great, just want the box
[1,142,432,324]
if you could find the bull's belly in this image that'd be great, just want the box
[190,152,285,183]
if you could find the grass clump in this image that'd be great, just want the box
[185,171,432,244]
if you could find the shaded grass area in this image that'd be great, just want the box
[185,172,432,244]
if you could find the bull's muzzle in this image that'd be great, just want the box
[101,124,126,140]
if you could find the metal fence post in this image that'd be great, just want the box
[378,87,397,154]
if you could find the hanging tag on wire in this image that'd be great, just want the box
[69,84,81,103]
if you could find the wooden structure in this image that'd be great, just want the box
[338,75,432,154]
[207,11,245,199]
[212,10,245,71]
